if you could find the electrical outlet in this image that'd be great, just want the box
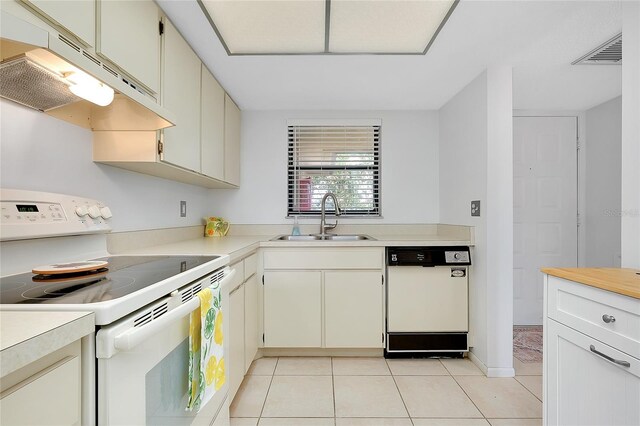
[180,201,187,217]
[471,200,480,217]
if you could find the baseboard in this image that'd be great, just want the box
[468,351,515,377]
[467,351,488,375]
[259,348,383,357]
[486,367,516,377]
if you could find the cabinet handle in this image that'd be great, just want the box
[589,345,630,368]
[602,314,616,323]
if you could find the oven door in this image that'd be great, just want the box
[96,269,233,426]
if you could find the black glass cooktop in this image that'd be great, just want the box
[0,256,219,305]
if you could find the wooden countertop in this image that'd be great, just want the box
[542,268,640,299]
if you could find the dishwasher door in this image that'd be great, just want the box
[387,266,468,333]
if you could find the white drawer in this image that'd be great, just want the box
[263,248,383,270]
[244,253,258,279]
[546,275,640,358]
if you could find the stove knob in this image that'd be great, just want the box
[454,253,461,260]
[100,206,113,219]
[75,206,89,217]
[88,205,101,219]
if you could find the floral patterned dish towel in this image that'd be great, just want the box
[186,282,225,412]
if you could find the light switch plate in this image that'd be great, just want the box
[471,200,480,217]
[180,201,187,217]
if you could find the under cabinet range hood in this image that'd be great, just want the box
[0,10,175,131]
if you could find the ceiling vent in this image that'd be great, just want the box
[572,33,622,65]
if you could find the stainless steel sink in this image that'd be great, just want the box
[323,234,374,241]
[271,235,322,241]
[271,234,375,241]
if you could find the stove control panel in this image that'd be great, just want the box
[0,189,112,241]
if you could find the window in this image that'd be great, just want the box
[288,123,381,217]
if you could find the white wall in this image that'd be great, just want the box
[0,100,211,232]
[585,96,622,267]
[621,2,640,268]
[439,71,489,367]
[208,110,440,224]
[439,68,514,377]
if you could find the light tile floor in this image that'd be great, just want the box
[230,357,543,426]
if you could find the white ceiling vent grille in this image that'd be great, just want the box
[572,33,622,65]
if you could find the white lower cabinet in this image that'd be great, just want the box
[263,271,322,348]
[325,271,383,348]
[229,283,245,401]
[228,253,259,401]
[544,274,640,426]
[0,341,81,426]
[244,274,259,370]
[262,248,385,349]
[545,319,640,426]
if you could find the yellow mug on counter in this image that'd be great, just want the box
[204,217,229,237]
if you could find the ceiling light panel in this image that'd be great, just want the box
[329,0,456,54]
[201,0,326,54]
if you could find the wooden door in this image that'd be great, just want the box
[514,116,578,325]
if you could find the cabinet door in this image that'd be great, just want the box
[1,356,80,425]
[546,319,640,426]
[201,65,225,180]
[325,271,383,348]
[97,0,160,93]
[229,284,245,401]
[244,274,259,371]
[161,19,201,172]
[224,94,241,186]
[263,271,321,347]
[23,0,94,47]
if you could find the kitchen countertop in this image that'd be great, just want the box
[0,311,94,377]
[0,226,473,371]
[542,267,640,299]
[115,233,474,263]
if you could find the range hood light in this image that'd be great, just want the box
[65,71,114,107]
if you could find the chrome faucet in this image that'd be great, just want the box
[319,192,341,238]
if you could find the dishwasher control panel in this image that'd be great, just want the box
[445,250,470,264]
[387,246,471,266]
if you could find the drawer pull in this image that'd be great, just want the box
[602,314,616,324]
[589,345,630,368]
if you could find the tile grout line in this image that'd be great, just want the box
[450,374,489,421]
[514,375,543,403]
[331,357,337,425]
[385,357,414,422]
[257,357,279,422]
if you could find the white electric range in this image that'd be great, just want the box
[0,189,233,426]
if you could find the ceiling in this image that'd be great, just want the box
[157,0,622,111]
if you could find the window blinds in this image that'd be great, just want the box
[288,125,381,216]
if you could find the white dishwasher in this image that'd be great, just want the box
[385,246,471,357]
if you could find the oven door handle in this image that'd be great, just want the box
[113,269,236,352]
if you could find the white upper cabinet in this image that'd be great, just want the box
[22,0,95,47]
[161,18,201,172]
[201,65,225,180]
[96,0,160,94]
[224,94,241,186]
